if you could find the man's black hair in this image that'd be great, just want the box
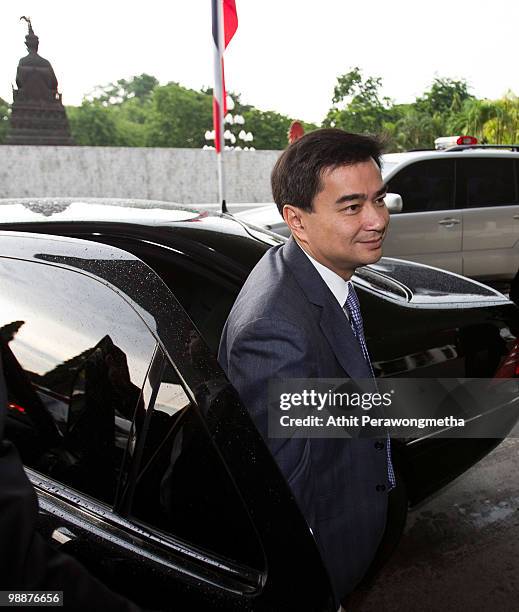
[271,128,383,215]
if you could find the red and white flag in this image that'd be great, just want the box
[211,0,238,153]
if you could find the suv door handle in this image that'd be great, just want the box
[513,214,519,219]
[438,218,461,226]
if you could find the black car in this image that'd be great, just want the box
[0,198,518,611]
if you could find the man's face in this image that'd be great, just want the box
[285,158,389,279]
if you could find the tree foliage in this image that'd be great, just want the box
[88,73,159,105]
[241,109,317,150]
[324,67,396,136]
[415,77,474,117]
[481,93,519,144]
[322,69,519,151]
[65,75,315,149]
[392,110,442,151]
[445,97,496,142]
[58,71,519,151]
[67,74,160,146]
[145,82,212,147]
[67,102,123,146]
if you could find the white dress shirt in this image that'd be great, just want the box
[297,242,351,313]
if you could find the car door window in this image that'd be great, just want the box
[91,238,241,355]
[0,258,157,505]
[143,256,238,354]
[129,359,265,572]
[387,159,455,213]
[458,158,517,207]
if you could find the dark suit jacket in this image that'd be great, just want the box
[0,354,141,611]
[219,237,389,604]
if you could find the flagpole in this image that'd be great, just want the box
[216,0,227,213]
[212,0,237,213]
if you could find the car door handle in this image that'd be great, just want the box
[438,218,461,226]
[513,214,519,219]
[51,527,77,545]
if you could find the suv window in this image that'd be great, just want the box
[387,159,455,213]
[457,158,517,207]
[129,359,265,571]
[0,258,157,505]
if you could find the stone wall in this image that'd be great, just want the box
[0,146,281,204]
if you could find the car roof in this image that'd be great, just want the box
[0,197,210,224]
[0,197,286,280]
[0,196,282,242]
[382,148,519,179]
[383,148,519,163]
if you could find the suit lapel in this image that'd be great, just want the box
[282,237,372,379]
[318,304,373,378]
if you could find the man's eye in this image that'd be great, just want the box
[344,204,360,213]
[375,196,386,206]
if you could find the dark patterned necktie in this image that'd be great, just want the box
[344,284,396,489]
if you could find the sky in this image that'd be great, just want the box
[1,1,518,125]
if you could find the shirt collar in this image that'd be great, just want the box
[296,242,350,307]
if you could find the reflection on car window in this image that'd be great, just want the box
[131,250,238,354]
[388,159,455,213]
[130,360,264,571]
[458,158,517,208]
[0,258,157,505]
[90,238,241,356]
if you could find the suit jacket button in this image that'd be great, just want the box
[376,484,386,492]
[375,441,384,450]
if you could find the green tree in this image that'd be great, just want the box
[67,99,150,147]
[416,77,474,116]
[323,67,395,135]
[88,73,159,105]
[446,97,496,141]
[145,82,212,147]
[415,77,474,137]
[481,92,519,144]
[391,110,443,150]
[112,96,152,146]
[67,101,122,146]
[65,75,317,149]
[67,74,160,146]
[242,109,315,149]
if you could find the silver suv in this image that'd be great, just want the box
[238,145,519,284]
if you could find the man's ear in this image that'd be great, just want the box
[283,204,306,238]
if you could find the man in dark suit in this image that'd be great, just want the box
[0,353,142,611]
[219,128,393,608]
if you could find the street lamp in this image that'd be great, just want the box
[203,95,254,151]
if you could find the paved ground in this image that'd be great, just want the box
[356,438,519,612]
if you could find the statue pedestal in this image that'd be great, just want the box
[6,92,75,145]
